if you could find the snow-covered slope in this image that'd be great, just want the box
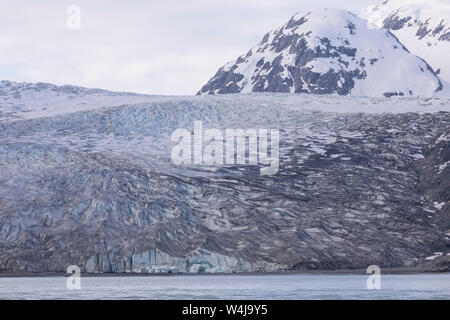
[0,80,161,121]
[362,0,450,83]
[198,8,442,98]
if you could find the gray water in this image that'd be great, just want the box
[0,274,449,300]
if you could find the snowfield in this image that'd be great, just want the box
[0,81,162,121]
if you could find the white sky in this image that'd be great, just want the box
[0,0,379,95]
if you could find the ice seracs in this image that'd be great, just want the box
[198,8,442,98]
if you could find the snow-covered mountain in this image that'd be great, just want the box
[198,8,442,98]
[362,0,450,83]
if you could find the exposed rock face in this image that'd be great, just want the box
[362,0,450,83]
[418,254,450,272]
[416,133,450,231]
[0,85,449,273]
[198,8,442,97]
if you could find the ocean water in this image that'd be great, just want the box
[0,274,449,300]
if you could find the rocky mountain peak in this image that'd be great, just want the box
[198,8,442,97]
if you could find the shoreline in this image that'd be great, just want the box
[0,267,446,278]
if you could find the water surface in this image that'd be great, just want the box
[0,274,449,300]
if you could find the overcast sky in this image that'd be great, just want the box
[0,0,379,95]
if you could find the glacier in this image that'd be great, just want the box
[0,81,449,273]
